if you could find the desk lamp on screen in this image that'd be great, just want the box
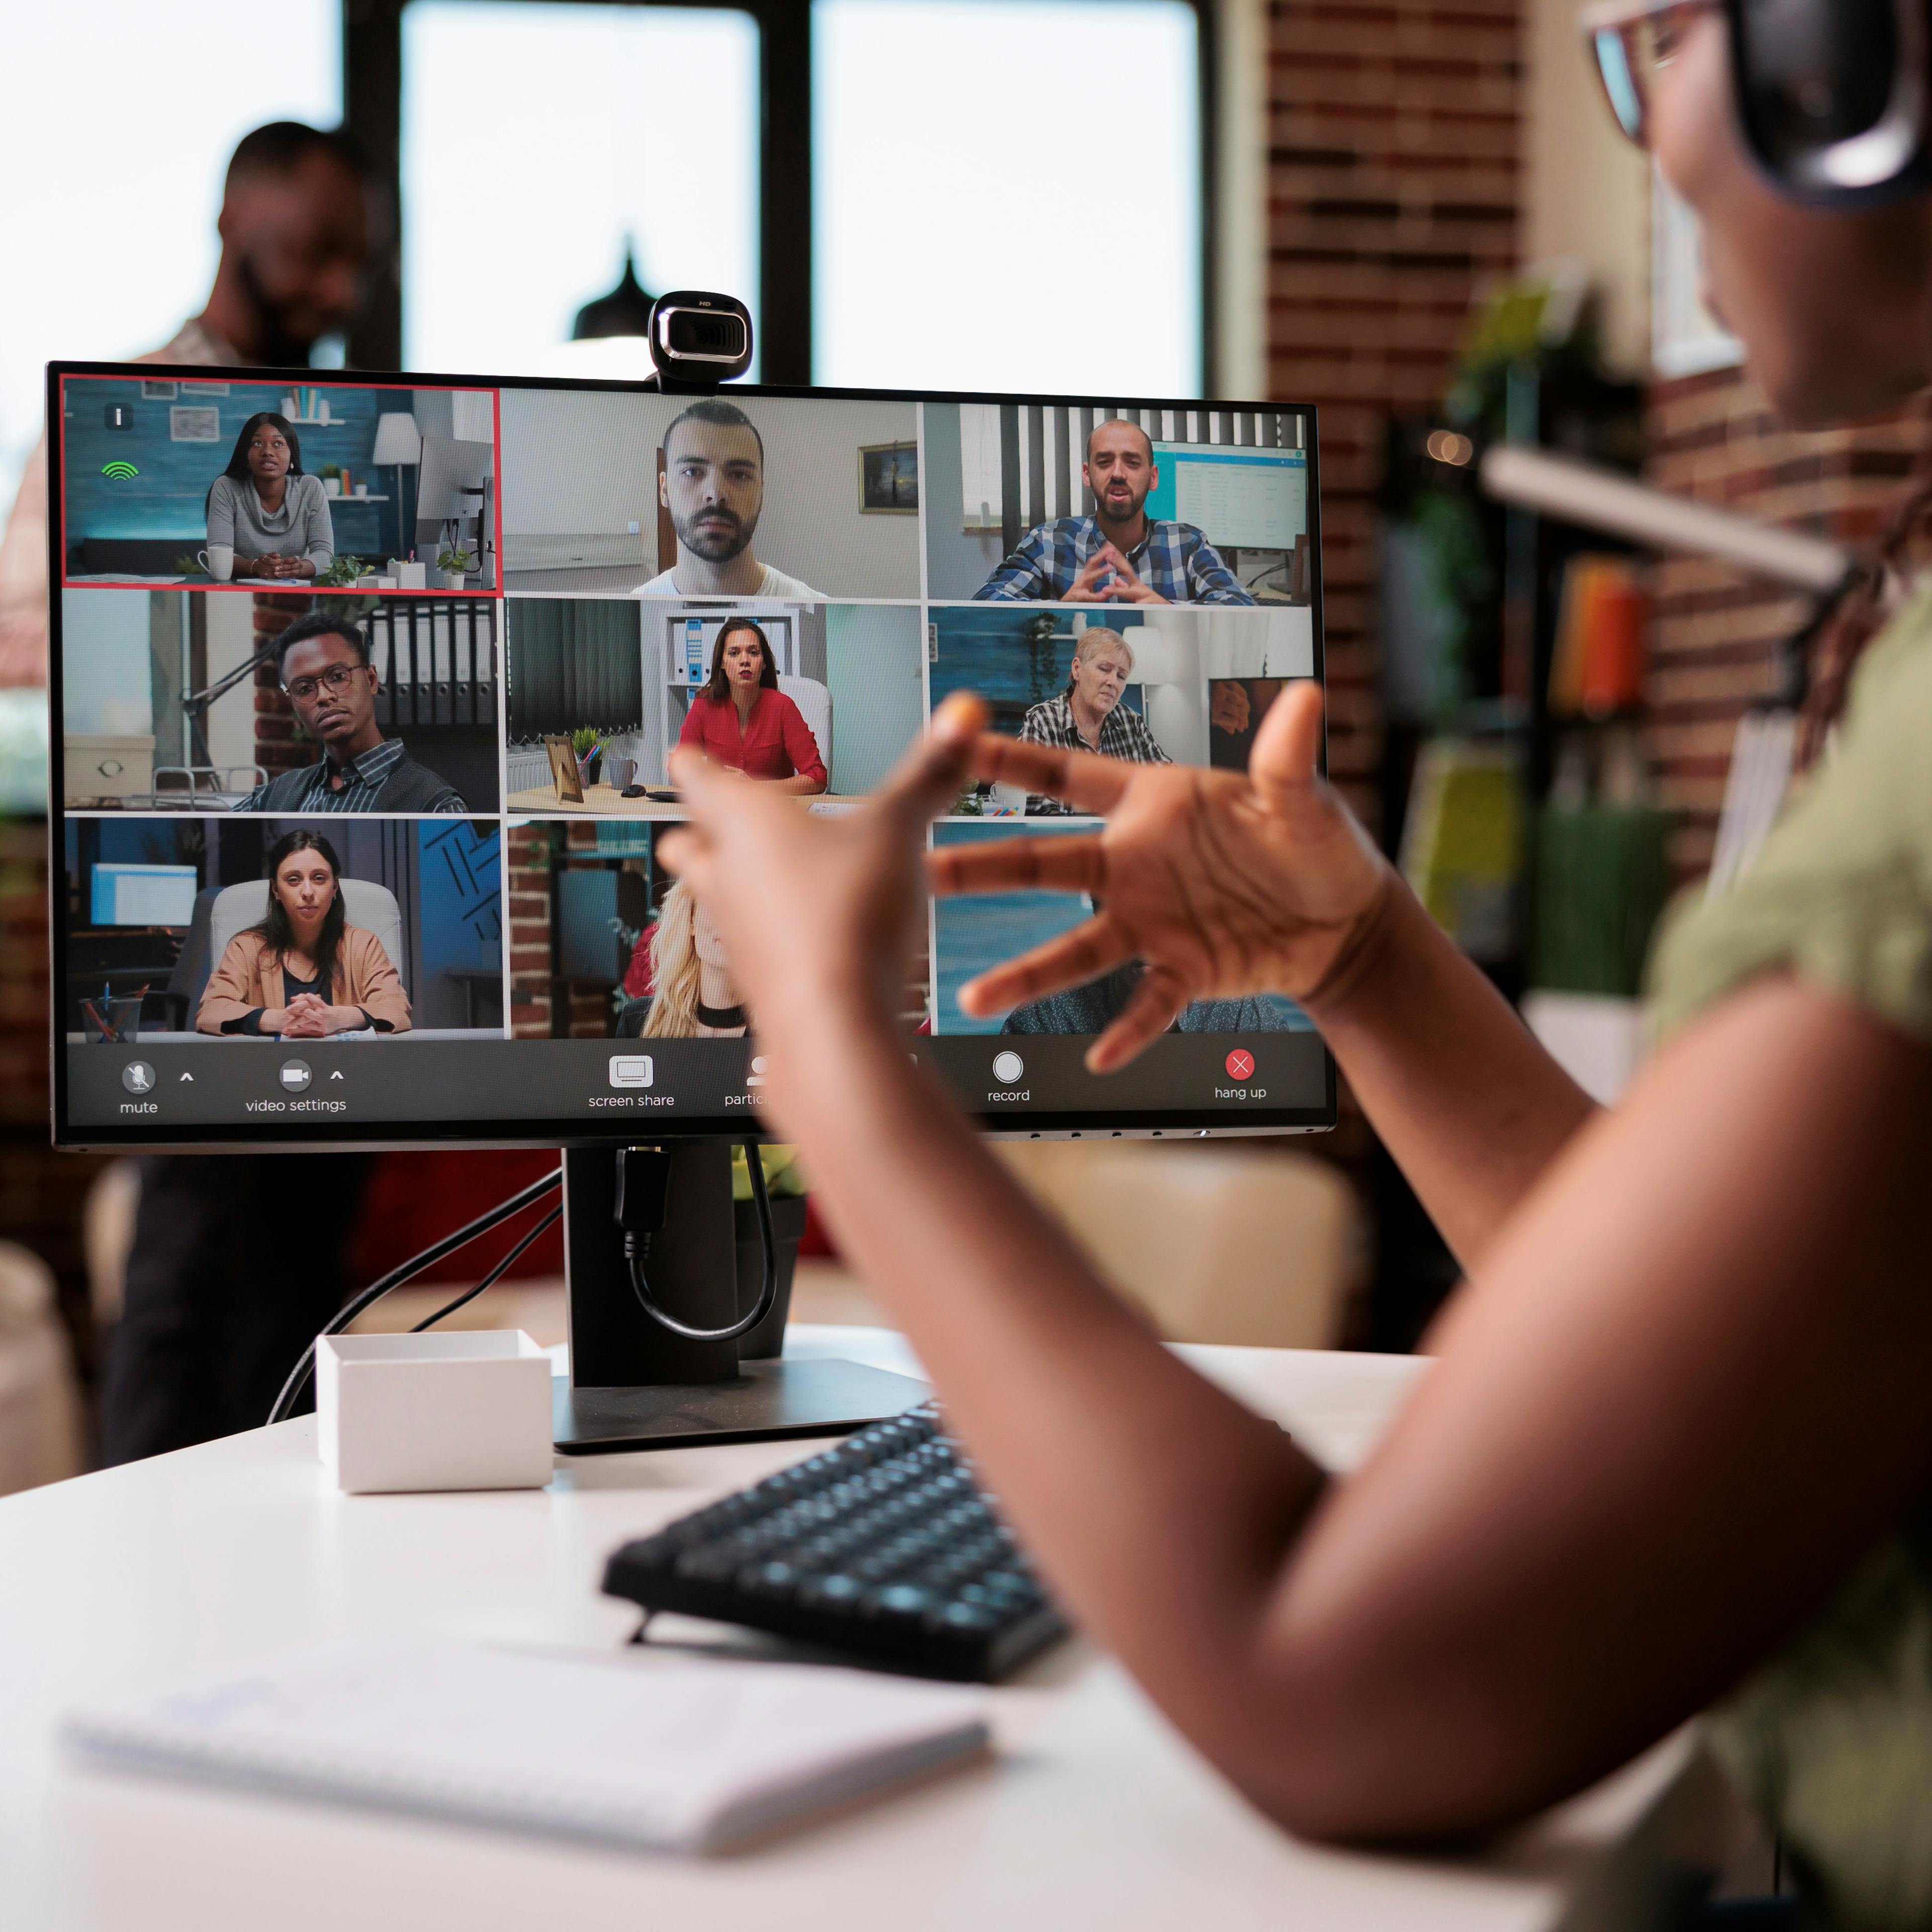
[44,294,1330,1456]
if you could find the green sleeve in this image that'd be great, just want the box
[1648,590,1932,1046]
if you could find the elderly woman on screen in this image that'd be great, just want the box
[204,411,333,581]
[1015,626,1169,815]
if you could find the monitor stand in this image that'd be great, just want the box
[552,1141,928,1454]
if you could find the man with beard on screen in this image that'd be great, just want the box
[636,399,824,600]
[974,418,1255,606]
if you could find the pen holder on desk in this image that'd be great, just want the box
[315,1331,554,1494]
[81,994,143,1045]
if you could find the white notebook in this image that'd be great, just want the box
[64,1635,991,1854]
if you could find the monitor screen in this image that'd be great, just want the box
[90,863,199,928]
[48,364,1332,1148]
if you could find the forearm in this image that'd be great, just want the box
[1305,878,1597,1270]
[773,772,825,795]
[769,1012,1330,1773]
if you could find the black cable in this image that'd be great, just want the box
[409,1205,561,1333]
[265,1165,562,1426]
[624,1142,776,1344]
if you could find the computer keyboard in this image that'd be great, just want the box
[601,1402,1067,1681]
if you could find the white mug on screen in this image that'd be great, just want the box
[197,545,233,583]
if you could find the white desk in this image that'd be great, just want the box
[0,1330,1741,1931]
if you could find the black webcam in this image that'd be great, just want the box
[646,291,753,390]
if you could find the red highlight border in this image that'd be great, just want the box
[55,372,505,600]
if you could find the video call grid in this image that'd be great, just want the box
[53,370,1319,1092]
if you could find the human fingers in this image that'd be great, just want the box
[968,734,1132,813]
[667,746,775,837]
[877,692,987,832]
[654,823,709,881]
[1246,678,1324,815]
[956,914,1135,1018]
[1085,959,1191,1074]
[927,832,1103,899]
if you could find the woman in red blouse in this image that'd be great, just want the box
[676,617,827,794]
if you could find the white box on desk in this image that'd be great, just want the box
[316,1332,553,1493]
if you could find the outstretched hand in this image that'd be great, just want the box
[929,682,1392,1072]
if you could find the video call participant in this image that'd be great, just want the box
[235,611,467,813]
[975,419,1255,607]
[614,880,748,1038]
[1015,627,1169,814]
[675,617,827,795]
[195,829,410,1037]
[205,412,333,581]
[636,400,824,601]
[48,123,380,1472]
[0,120,372,688]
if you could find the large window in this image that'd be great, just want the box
[401,2,760,377]
[813,0,1203,395]
[0,3,340,517]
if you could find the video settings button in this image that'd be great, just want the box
[609,1055,655,1089]
[280,1060,312,1092]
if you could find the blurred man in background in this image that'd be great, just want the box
[0,120,370,687]
[0,121,380,1461]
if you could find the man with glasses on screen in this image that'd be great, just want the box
[636,399,824,601]
[234,612,467,814]
[974,418,1255,607]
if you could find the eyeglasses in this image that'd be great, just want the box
[283,662,365,704]
[1579,0,1718,149]
[1581,0,1932,204]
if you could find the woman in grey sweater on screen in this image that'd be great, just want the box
[204,410,333,580]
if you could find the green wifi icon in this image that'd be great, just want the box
[101,460,139,481]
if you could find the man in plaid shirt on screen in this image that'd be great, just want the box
[974,418,1255,606]
[1015,625,1171,815]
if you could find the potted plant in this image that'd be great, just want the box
[319,462,343,498]
[571,727,602,788]
[314,555,369,589]
[435,543,475,590]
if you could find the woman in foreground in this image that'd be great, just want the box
[665,12,1932,1924]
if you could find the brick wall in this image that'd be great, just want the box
[0,822,105,1375]
[1643,369,1922,877]
[1267,0,1523,823]
[507,823,554,1038]
[252,594,315,779]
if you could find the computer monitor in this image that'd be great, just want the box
[90,863,198,927]
[46,362,1332,1447]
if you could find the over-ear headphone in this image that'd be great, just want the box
[1585,0,1932,207]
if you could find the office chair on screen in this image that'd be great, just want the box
[777,675,833,782]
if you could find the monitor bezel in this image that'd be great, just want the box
[46,358,1333,1152]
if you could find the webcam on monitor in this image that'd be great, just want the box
[648,291,753,388]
